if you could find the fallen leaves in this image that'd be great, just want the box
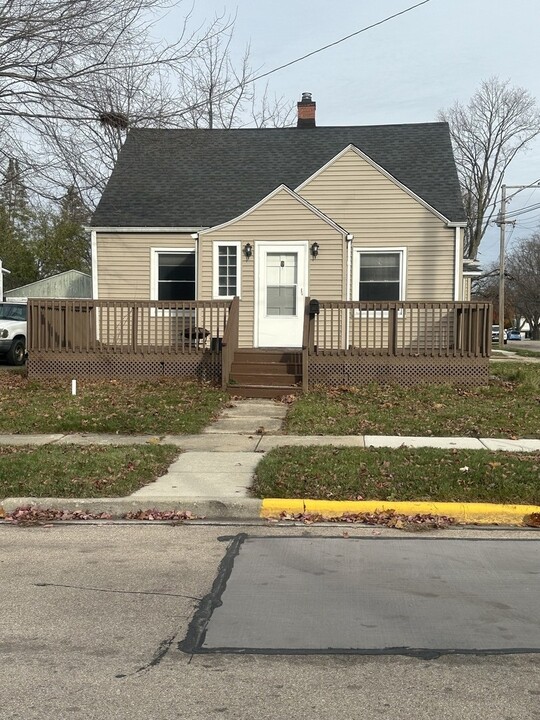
[524,512,540,528]
[275,509,455,530]
[3,506,198,525]
[122,509,196,521]
[4,507,114,525]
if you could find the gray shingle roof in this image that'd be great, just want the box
[91,123,466,228]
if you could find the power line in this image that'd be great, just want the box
[506,178,540,201]
[504,202,540,219]
[171,0,433,121]
[513,217,540,229]
[248,1,432,85]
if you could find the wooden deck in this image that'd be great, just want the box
[26,298,492,390]
[301,299,492,390]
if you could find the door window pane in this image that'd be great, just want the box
[267,286,296,315]
[266,253,298,316]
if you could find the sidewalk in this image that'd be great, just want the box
[1,398,540,524]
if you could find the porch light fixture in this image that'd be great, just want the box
[244,242,253,259]
[311,242,320,258]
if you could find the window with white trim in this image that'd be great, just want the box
[151,249,196,301]
[213,242,240,299]
[353,249,405,302]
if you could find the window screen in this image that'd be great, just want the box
[157,253,195,301]
[358,253,400,301]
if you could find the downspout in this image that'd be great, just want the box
[90,229,100,343]
[345,233,354,349]
[191,232,200,299]
[90,230,98,299]
[453,226,462,301]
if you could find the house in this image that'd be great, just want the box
[0,260,10,302]
[27,94,491,392]
[4,270,92,301]
[0,259,9,299]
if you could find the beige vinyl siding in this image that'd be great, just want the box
[199,188,345,347]
[96,232,196,299]
[298,148,457,301]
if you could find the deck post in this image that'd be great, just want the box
[302,297,311,392]
[221,297,239,389]
[388,306,397,356]
[131,305,138,353]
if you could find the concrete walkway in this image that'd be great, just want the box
[132,399,287,500]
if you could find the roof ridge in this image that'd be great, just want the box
[129,121,449,134]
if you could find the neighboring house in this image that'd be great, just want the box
[4,270,92,301]
[28,94,491,392]
[0,260,9,299]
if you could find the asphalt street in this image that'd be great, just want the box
[1,523,540,720]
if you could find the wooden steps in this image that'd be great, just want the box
[227,349,302,398]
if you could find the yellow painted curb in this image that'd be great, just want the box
[260,499,540,526]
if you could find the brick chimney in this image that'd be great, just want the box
[297,92,316,128]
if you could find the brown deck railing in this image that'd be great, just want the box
[221,296,239,389]
[27,299,232,355]
[303,300,492,358]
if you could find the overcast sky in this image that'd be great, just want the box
[165,0,540,263]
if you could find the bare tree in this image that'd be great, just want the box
[438,78,540,259]
[1,4,292,208]
[506,232,540,339]
[471,261,518,327]
[0,0,225,200]
[41,15,293,207]
[176,23,294,130]
[31,48,190,207]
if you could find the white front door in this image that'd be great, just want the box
[256,242,307,348]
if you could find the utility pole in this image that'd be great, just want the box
[498,184,507,350]
[496,181,540,350]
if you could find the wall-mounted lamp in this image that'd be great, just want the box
[244,242,253,259]
[311,242,320,258]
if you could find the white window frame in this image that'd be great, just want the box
[352,247,406,316]
[150,247,197,315]
[212,241,241,299]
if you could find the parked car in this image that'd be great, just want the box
[0,302,27,365]
[506,329,522,341]
[491,325,507,344]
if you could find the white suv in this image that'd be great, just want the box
[0,302,27,365]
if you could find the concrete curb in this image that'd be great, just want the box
[2,496,540,527]
[0,496,263,520]
[260,499,540,526]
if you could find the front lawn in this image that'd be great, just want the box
[0,376,227,434]
[252,446,540,505]
[0,444,180,498]
[499,347,540,358]
[284,363,540,438]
